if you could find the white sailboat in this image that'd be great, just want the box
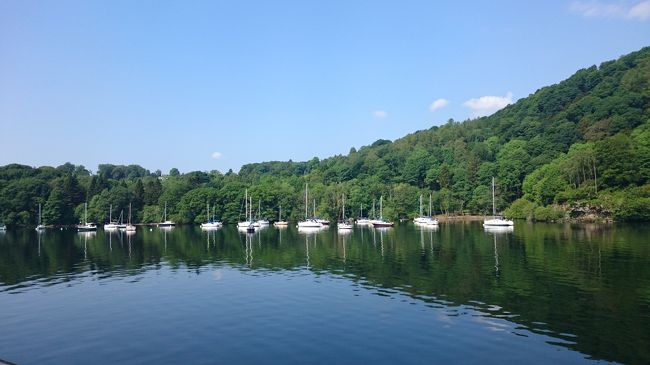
[158,202,176,228]
[338,195,353,230]
[117,209,127,229]
[125,203,136,232]
[256,199,269,226]
[35,203,45,231]
[371,196,394,227]
[356,203,372,225]
[298,183,323,228]
[483,177,514,227]
[237,189,254,230]
[274,204,289,227]
[426,194,439,226]
[414,194,438,226]
[104,204,119,230]
[413,195,429,224]
[77,202,97,232]
[313,199,330,225]
[201,201,221,229]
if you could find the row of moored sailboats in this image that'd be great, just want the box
[27,177,512,233]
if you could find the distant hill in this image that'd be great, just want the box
[239,46,650,221]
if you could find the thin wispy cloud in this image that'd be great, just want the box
[570,1,650,20]
[463,92,513,118]
[429,98,449,112]
[372,110,388,119]
[211,152,223,160]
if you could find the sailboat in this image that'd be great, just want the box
[256,199,269,226]
[356,203,371,225]
[368,199,379,225]
[117,209,127,229]
[371,196,394,227]
[237,189,254,230]
[77,202,97,231]
[338,195,353,230]
[158,202,175,228]
[483,177,514,227]
[298,183,323,228]
[201,202,221,229]
[35,203,45,231]
[125,203,136,232]
[104,204,119,230]
[413,195,429,224]
[414,194,438,225]
[313,199,330,225]
[274,204,289,227]
[246,197,255,232]
[426,194,439,226]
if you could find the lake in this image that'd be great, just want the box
[1,222,649,364]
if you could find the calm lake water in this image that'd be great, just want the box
[1,222,649,364]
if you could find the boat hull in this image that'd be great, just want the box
[200,222,221,229]
[372,221,394,227]
[298,220,323,228]
[483,219,514,227]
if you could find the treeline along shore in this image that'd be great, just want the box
[1,47,649,226]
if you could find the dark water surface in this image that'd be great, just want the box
[1,222,649,364]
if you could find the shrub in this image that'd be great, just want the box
[505,199,537,219]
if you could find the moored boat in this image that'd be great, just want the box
[77,202,97,232]
[483,177,514,227]
[371,196,394,227]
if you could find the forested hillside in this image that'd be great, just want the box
[1,47,649,226]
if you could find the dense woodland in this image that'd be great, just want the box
[1,47,649,226]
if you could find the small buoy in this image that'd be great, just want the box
[149,228,152,231]
[60,228,63,231]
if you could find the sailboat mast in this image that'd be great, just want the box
[380,196,383,219]
[492,177,496,218]
[305,183,308,219]
[38,203,42,225]
[109,204,112,223]
[84,202,88,224]
[420,195,423,216]
[313,199,316,218]
[129,203,132,224]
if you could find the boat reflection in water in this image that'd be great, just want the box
[1,223,649,364]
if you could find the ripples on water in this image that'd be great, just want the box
[1,223,649,364]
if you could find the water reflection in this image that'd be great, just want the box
[0,223,649,363]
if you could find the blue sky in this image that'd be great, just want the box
[1,0,648,174]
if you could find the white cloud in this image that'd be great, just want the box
[463,92,513,118]
[372,110,388,119]
[429,98,449,112]
[211,152,223,160]
[629,1,650,19]
[570,1,650,20]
